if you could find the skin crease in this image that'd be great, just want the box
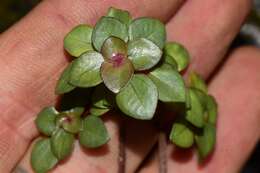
[0,0,257,173]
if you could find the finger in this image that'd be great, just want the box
[137,1,252,171]
[133,0,252,171]
[125,0,253,169]
[139,46,260,173]
[0,0,185,172]
[166,0,252,78]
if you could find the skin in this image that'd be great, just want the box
[0,0,259,173]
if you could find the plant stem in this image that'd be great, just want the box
[158,132,167,173]
[118,124,126,173]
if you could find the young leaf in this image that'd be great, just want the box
[101,55,134,93]
[90,107,110,116]
[164,42,190,71]
[129,17,166,49]
[69,51,104,88]
[79,116,110,148]
[185,88,205,128]
[107,7,131,25]
[206,95,218,125]
[36,107,59,136]
[195,123,216,161]
[57,107,84,134]
[51,128,74,160]
[55,63,76,95]
[116,74,158,120]
[64,24,93,57]
[149,66,186,103]
[128,38,162,71]
[31,138,58,173]
[188,72,208,93]
[92,84,114,109]
[92,17,128,51]
[170,120,194,148]
[101,36,127,60]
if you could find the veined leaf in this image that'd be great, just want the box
[116,74,158,120]
[79,116,110,148]
[129,17,166,49]
[128,38,162,71]
[64,24,93,57]
[92,17,128,51]
[69,51,104,88]
[149,66,186,103]
[31,138,58,173]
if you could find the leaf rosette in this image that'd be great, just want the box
[32,7,218,173]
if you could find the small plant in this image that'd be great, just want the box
[31,7,218,173]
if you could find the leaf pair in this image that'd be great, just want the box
[32,107,83,172]
[127,17,165,71]
[36,107,84,136]
[31,129,74,173]
[32,106,109,173]
[170,72,218,161]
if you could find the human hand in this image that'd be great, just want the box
[0,0,258,173]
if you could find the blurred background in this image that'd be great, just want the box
[0,0,259,172]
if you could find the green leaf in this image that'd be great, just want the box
[129,17,166,49]
[101,56,134,93]
[170,120,194,148]
[163,54,178,70]
[55,63,76,95]
[36,107,59,136]
[128,38,162,71]
[79,116,110,148]
[92,84,114,109]
[190,88,217,125]
[101,36,127,60]
[149,66,186,103]
[164,42,190,71]
[188,72,208,93]
[64,24,93,57]
[51,128,74,160]
[69,51,104,88]
[191,87,208,109]
[31,138,58,173]
[107,7,131,25]
[185,88,205,128]
[92,17,128,51]
[116,74,158,120]
[90,107,110,116]
[57,107,84,134]
[195,123,216,161]
[206,95,218,125]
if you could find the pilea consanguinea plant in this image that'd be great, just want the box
[31,7,218,173]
